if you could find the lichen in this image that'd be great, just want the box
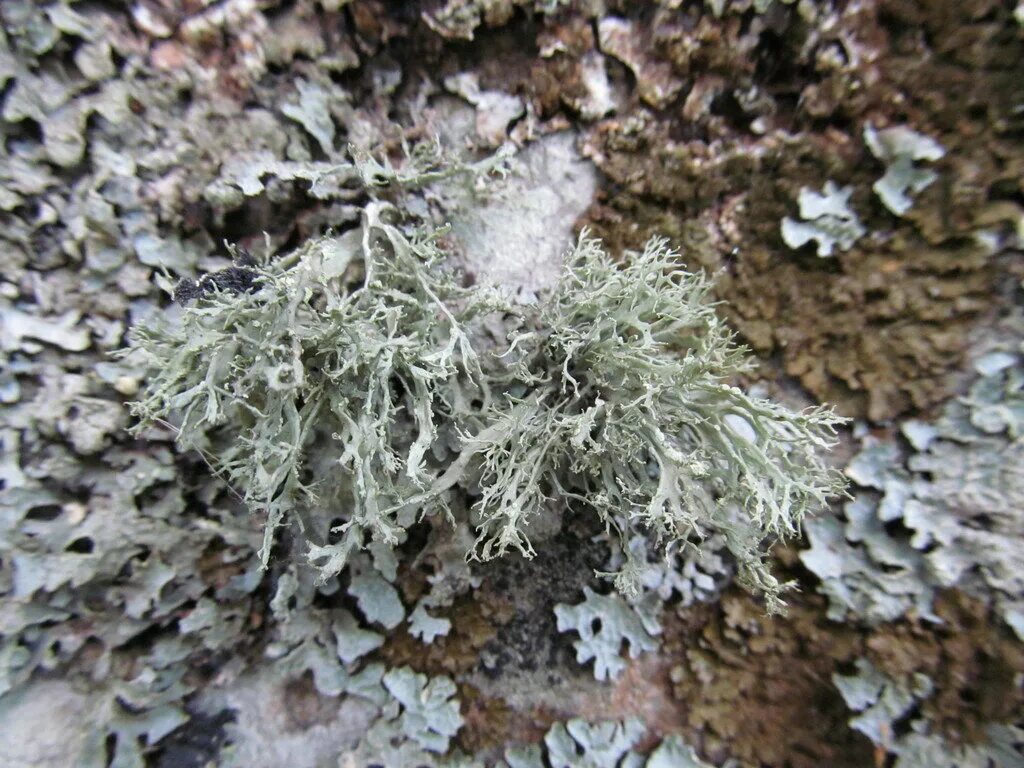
[4,2,1022,766]
[127,201,846,610]
[124,157,509,579]
[780,181,866,257]
[503,718,714,768]
[864,124,945,217]
[578,0,1023,421]
[663,590,871,768]
[554,587,661,681]
[802,327,1024,635]
[834,658,1024,768]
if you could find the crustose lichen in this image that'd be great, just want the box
[124,149,846,612]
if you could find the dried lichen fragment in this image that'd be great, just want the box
[781,181,866,257]
[563,50,617,121]
[423,0,567,40]
[864,124,945,216]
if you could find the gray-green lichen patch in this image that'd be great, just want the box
[802,319,1024,635]
[410,602,454,644]
[834,659,1024,768]
[604,525,734,609]
[0,669,192,768]
[864,124,945,217]
[350,572,406,630]
[554,588,662,682]
[444,72,526,147]
[544,718,646,768]
[780,181,866,257]
[0,680,95,767]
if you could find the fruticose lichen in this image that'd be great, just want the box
[126,153,846,612]
[5,2,1020,766]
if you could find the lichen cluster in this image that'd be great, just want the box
[126,148,845,613]
[2,0,1022,765]
[802,327,1024,637]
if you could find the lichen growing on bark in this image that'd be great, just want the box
[127,179,846,612]
[3,1,1022,766]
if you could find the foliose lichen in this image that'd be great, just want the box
[503,718,714,768]
[780,181,866,257]
[834,658,1024,768]
[802,327,1024,636]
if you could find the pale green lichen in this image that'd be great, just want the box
[408,602,453,644]
[554,587,661,681]
[339,666,465,767]
[126,203,502,578]
[781,181,866,257]
[469,234,846,607]
[864,124,945,217]
[545,719,646,768]
[834,659,1024,768]
[126,146,846,612]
